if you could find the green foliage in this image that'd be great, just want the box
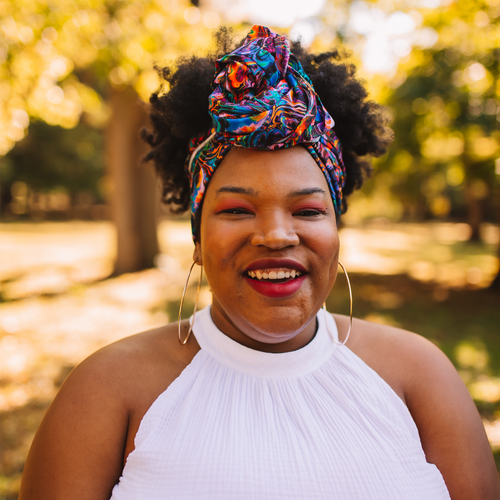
[0,0,218,154]
[0,0,226,218]
[378,0,500,220]
[0,120,105,199]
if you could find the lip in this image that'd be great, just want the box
[244,258,307,273]
[244,274,307,298]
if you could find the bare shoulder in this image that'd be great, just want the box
[19,320,199,500]
[43,318,201,458]
[48,320,200,421]
[333,314,450,402]
[333,313,500,500]
[72,320,200,398]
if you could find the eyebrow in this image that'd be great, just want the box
[214,186,328,198]
[287,187,328,198]
[215,186,258,198]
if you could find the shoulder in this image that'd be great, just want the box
[56,319,201,459]
[75,318,199,391]
[19,320,200,500]
[52,320,199,414]
[333,313,449,403]
[73,320,200,394]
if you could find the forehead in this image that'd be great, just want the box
[206,146,331,196]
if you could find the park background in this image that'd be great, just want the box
[1,0,500,497]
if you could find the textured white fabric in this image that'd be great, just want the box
[110,306,450,500]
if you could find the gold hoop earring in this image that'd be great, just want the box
[178,261,203,345]
[324,261,353,346]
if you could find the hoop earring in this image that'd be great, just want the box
[324,261,353,346]
[178,261,203,345]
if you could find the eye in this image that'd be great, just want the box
[218,208,252,215]
[294,208,326,217]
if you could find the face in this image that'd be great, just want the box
[194,146,340,352]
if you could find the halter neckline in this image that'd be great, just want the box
[192,306,339,378]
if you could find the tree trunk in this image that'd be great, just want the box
[489,184,500,291]
[464,181,483,242]
[491,252,500,290]
[0,187,13,217]
[107,86,159,275]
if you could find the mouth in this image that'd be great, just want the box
[243,259,307,298]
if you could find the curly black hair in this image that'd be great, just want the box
[142,27,392,235]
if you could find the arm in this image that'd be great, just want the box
[18,346,131,500]
[403,334,500,500]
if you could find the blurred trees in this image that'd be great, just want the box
[1,0,499,283]
[376,0,500,285]
[380,1,499,233]
[0,0,217,273]
[0,121,105,219]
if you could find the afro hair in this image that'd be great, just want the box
[142,27,393,232]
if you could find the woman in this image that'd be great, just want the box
[19,26,499,500]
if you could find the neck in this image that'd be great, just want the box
[209,297,318,353]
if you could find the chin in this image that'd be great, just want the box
[235,305,316,344]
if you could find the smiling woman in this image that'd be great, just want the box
[200,147,339,350]
[18,26,500,500]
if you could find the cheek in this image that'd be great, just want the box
[305,220,339,254]
[328,231,340,270]
[304,223,339,281]
[200,208,252,259]
[200,222,244,280]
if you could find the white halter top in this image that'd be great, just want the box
[110,306,450,500]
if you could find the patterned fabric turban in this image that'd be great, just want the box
[186,25,346,242]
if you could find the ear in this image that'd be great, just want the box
[193,243,203,265]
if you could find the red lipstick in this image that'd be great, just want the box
[244,274,306,298]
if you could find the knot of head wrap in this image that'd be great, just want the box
[186,25,346,242]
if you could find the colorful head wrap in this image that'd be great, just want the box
[186,25,345,242]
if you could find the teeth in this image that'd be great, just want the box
[247,268,303,280]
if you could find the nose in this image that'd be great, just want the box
[250,213,299,249]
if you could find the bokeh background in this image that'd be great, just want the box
[1,0,500,496]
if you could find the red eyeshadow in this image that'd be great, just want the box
[214,199,254,212]
[294,203,327,211]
